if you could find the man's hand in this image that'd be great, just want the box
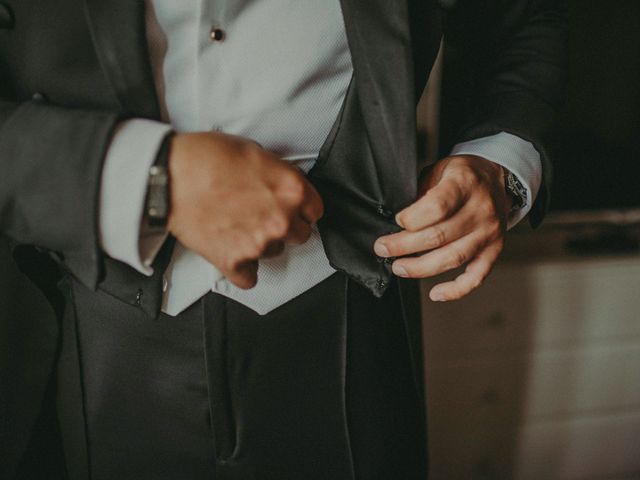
[374,155,511,301]
[167,131,324,289]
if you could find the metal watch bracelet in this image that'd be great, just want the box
[146,133,175,228]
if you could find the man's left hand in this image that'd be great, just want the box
[374,155,512,302]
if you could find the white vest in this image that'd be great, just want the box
[146,0,354,315]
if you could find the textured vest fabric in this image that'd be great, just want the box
[145,0,354,315]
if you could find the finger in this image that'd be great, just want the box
[428,240,503,301]
[225,260,258,289]
[285,215,313,245]
[300,180,324,225]
[391,230,487,279]
[275,169,324,225]
[374,206,476,258]
[395,177,467,232]
[262,240,286,258]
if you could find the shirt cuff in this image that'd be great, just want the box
[450,132,542,230]
[98,119,173,276]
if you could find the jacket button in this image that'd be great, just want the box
[376,256,394,265]
[135,289,143,306]
[0,2,14,29]
[376,204,393,218]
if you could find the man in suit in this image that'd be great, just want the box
[0,0,567,478]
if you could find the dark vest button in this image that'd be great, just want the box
[32,92,47,102]
[0,2,15,29]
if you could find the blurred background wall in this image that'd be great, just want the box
[419,1,640,478]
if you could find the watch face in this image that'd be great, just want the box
[506,172,527,210]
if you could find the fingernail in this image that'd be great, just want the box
[393,264,408,277]
[374,242,390,257]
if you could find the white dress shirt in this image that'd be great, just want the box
[99,0,542,316]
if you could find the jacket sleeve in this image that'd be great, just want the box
[443,0,569,226]
[0,97,120,289]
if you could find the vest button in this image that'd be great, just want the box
[135,289,143,306]
[210,27,225,42]
[32,92,47,102]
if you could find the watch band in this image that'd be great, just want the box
[146,133,174,228]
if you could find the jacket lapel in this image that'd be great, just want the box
[339,0,418,209]
[83,0,160,118]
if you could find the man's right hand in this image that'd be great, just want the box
[167,131,324,289]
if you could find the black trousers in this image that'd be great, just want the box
[56,273,426,480]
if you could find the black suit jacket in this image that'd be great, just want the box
[0,0,567,476]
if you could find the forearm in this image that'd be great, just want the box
[0,97,120,288]
[444,0,569,224]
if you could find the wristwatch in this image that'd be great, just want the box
[503,168,528,213]
[145,133,174,228]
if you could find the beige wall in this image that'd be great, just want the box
[422,218,640,479]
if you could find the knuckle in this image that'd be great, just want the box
[426,226,447,247]
[476,201,498,222]
[266,212,289,238]
[289,181,306,204]
[469,276,483,291]
[447,167,473,192]
[430,197,449,218]
[240,141,262,163]
[448,250,467,269]
[477,197,498,218]
[458,165,480,187]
